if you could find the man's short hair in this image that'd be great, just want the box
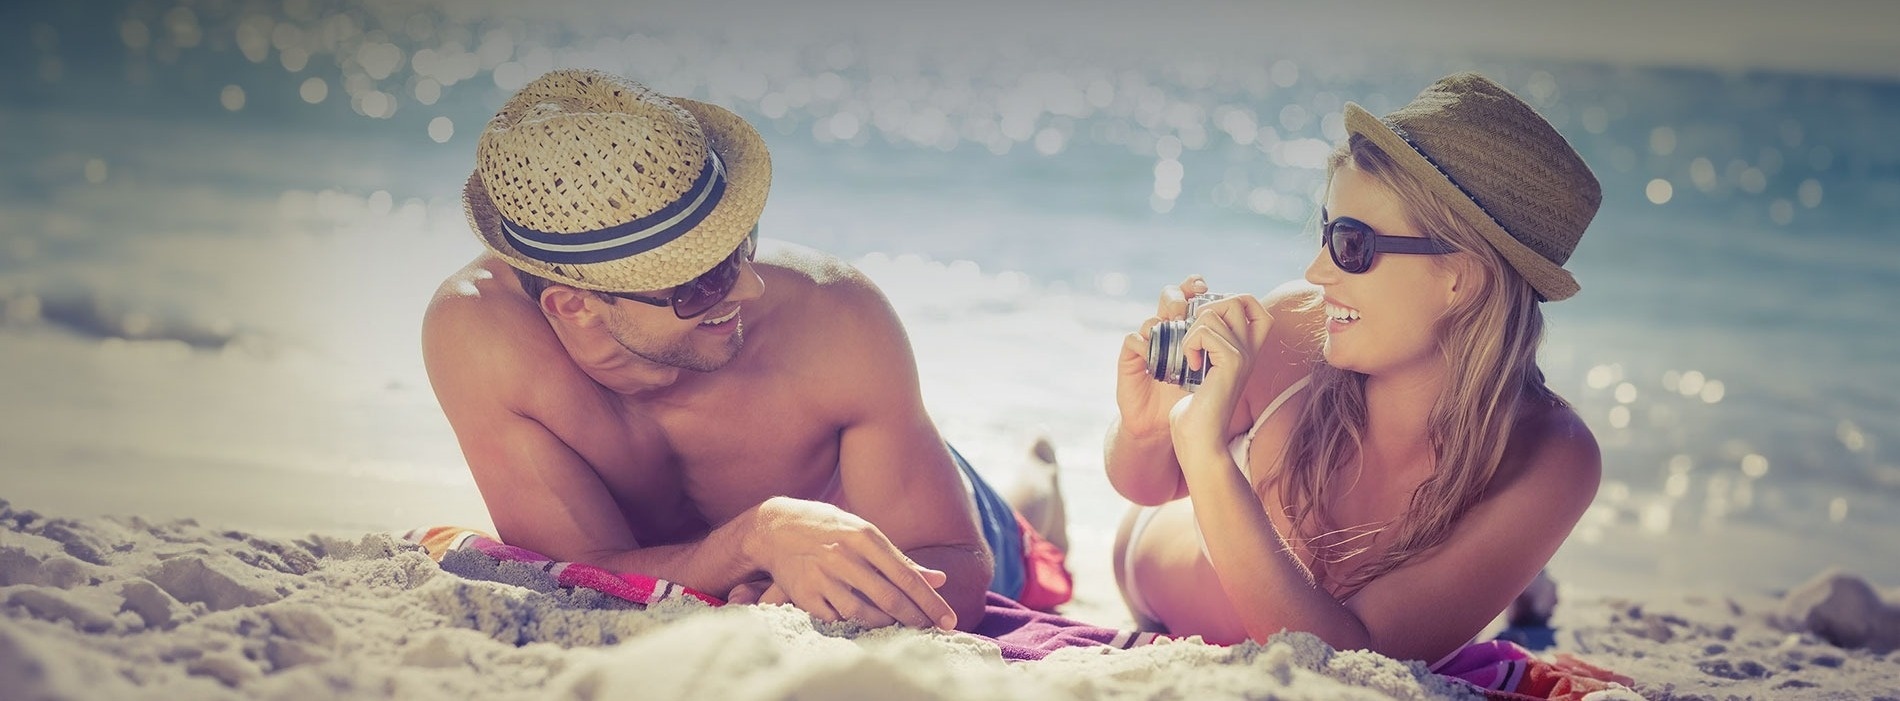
[512,267,615,305]
[513,267,555,302]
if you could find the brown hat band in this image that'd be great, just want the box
[1381,119,1508,243]
[498,148,728,265]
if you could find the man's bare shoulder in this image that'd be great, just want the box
[754,240,893,319]
[752,241,918,403]
[421,256,567,404]
[426,257,534,347]
[756,240,875,290]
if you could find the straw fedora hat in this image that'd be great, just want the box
[1342,72,1599,301]
[463,69,770,293]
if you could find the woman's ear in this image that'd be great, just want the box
[1445,255,1484,307]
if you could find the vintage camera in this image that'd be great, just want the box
[1146,292,1228,392]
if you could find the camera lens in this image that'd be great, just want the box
[1147,319,1188,384]
[1144,292,1226,392]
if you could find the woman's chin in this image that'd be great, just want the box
[1320,345,1358,372]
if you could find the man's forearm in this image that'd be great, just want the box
[585,506,763,598]
[904,543,991,631]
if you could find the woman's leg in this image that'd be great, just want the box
[1112,503,1168,632]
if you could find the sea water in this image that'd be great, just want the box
[1,1,1896,603]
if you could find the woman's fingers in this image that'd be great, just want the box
[1232,294,1274,348]
[1189,295,1273,360]
[1134,316,1161,342]
[1122,327,1156,368]
[1182,321,1242,371]
[1158,275,1208,318]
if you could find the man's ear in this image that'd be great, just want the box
[540,285,607,327]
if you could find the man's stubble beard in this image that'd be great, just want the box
[610,319,745,373]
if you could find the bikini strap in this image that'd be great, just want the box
[1241,375,1313,446]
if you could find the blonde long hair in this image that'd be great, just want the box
[1264,133,1564,597]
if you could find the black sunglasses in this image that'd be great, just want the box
[606,227,759,319]
[1321,210,1457,274]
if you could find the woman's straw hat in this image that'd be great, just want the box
[1342,72,1599,301]
[463,69,770,293]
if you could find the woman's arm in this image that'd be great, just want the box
[1336,413,1601,663]
[1184,407,1602,664]
[1162,288,1369,645]
[1104,276,1205,505]
[1177,446,1374,647]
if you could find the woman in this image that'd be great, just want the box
[1106,72,1604,666]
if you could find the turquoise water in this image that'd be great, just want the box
[2,1,1896,597]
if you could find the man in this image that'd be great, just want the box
[422,69,1068,632]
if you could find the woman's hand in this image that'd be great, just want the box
[1168,294,1274,465]
[1116,275,1212,439]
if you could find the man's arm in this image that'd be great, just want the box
[422,292,766,594]
[817,272,993,631]
[424,271,958,629]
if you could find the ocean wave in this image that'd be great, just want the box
[1,281,249,351]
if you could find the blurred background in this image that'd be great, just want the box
[1,0,1896,614]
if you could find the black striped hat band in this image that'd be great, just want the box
[498,149,727,265]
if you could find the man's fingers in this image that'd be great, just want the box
[835,555,936,628]
[917,567,949,588]
[783,585,842,623]
[727,581,767,605]
[853,537,957,629]
[761,583,791,607]
[827,587,899,629]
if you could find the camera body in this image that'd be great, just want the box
[1146,292,1228,392]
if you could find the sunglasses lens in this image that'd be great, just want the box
[672,236,754,318]
[1329,219,1372,273]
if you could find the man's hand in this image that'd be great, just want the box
[744,497,957,630]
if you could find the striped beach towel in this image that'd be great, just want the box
[403,526,722,608]
[401,526,1160,660]
[403,525,1634,699]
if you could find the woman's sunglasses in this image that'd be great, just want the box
[1321,211,1457,274]
[605,227,759,319]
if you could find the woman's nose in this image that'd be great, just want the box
[1304,244,1341,286]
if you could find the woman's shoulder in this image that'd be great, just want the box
[1254,281,1327,379]
[1259,280,1322,317]
[1232,281,1325,446]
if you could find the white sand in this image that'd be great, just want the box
[4,497,1898,700]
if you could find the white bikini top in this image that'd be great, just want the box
[1227,375,1313,486]
[1187,375,1313,558]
